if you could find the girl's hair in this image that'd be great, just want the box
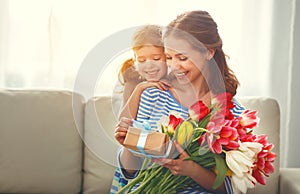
[118,25,164,84]
[164,10,239,96]
[117,58,138,84]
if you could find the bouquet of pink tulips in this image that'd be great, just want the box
[118,92,276,194]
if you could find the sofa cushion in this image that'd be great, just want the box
[280,168,300,194]
[0,90,85,193]
[83,96,120,194]
[238,97,280,194]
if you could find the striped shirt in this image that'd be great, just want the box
[110,87,245,194]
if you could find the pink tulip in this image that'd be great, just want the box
[211,140,222,154]
[225,141,240,149]
[264,161,275,174]
[239,110,260,129]
[252,169,266,185]
[205,120,240,153]
[266,152,276,162]
[188,100,210,122]
[250,134,276,185]
[212,92,235,109]
[256,134,268,145]
[212,92,235,119]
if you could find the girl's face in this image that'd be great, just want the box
[164,36,210,87]
[134,45,167,81]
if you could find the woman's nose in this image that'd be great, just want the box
[168,58,181,70]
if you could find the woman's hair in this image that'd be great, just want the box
[164,10,239,96]
[118,25,164,84]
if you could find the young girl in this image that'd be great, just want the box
[114,10,246,193]
[116,24,170,120]
[110,24,170,193]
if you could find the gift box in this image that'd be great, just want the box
[123,126,171,157]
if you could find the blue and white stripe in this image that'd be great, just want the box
[136,88,189,130]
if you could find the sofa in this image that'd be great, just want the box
[0,89,298,194]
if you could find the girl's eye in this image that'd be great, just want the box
[137,58,146,63]
[153,56,161,61]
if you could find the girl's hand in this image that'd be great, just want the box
[152,141,196,176]
[114,117,132,145]
[137,79,171,91]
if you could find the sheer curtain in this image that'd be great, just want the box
[0,0,273,96]
[0,0,145,90]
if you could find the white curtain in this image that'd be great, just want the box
[0,0,273,95]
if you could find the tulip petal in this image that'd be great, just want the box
[264,161,275,174]
[225,141,240,150]
[226,152,245,177]
[232,175,248,193]
[252,169,266,185]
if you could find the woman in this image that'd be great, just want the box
[114,10,245,193]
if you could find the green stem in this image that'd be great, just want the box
[116,158,151,194]
[162,176,192,193]
[130,166,164,194]
[141,167,166,192]
[158,170,173,191]
[160,175,183,193]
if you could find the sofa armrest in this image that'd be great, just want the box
[280,168,300,194]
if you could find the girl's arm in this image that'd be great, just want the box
[119,80,170,120]
[121,81,138,111]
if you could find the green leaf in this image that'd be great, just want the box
[198,144,210,155]
[212,154,228,190]
[198,112,212,127]
[173,124,180,141]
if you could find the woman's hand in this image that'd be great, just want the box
[152,141,196,177]
[114,117,132,145]
[154,141,227,193]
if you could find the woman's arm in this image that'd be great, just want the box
[114,117,143,176]
[189,162,227,193]
[116,88,165,176]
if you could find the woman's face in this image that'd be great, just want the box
[134,45,167,81]
[164,36,209,87]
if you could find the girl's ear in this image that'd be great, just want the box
[206,49,216,60]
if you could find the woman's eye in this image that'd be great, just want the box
[166,55,172,60]
[153,56,161,61]
[179,56,188,61]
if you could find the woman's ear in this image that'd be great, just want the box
[206,49,216,60]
